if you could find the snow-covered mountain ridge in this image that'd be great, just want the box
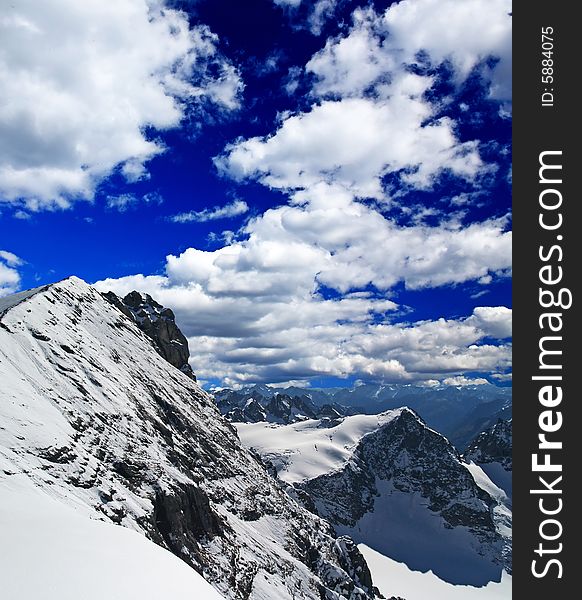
[215,383,511,449]
[237,410,512,587]
[236,411,405,484]
[0,277,375,600]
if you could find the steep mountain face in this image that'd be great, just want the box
[216,389,343,424]
[102,290,196,380]
[447,402,512,451]
[0,278,375,600]
[214,384,511,449]
[236,410,511,587]
[464,419,512,470]
[463,419,512,504]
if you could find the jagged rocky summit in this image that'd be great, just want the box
[465,419,512,471]
[0,277,376,600]
[102,289,196,380]
[216,388,344,424]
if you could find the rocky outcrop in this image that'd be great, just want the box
[464,419,512,471]
[301,410,497,530]
[103,290,196,380]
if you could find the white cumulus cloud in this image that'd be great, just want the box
[94,188,512,386]
[217,87,484,199]
[307,0,511,101]
[467,305,512,338]
[0,0,242,209]
[383,0,512,102]
[0,250,23,297]
[220,0,511,203]
[95,257,513,386]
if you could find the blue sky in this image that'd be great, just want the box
[0,0,512,388]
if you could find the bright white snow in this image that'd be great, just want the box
[469,460,512,501]
[235,410,403,484]
[360,544,512,600]
[464,461,512,543]
[0,476,224,600]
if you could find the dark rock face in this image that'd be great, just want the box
[464,419,512,471]
[226,398,267,423]
[103,290,196,380]
[295,409,511,585]
[333,537,374,596]
[151,483,225,569]
[302,410,496,532]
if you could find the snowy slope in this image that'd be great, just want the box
[0,476,224,600]
[464,419,512,501]
[236,411,403,484]
[0,277,374,600]
[217,383,512,448]
[237,411,511,589]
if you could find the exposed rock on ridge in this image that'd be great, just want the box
[464,419,512,471]
[216,389,345,425]
[278,409,511,586]
[103,289,196,380]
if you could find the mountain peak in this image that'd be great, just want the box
[0,276,95,319]
[102,288,196,380]
[103,290,196,381]
[1,278,197,382]
[0,273,375,599]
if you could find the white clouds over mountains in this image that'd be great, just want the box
[97,254,512,386]
[0,0,242,209]
[92,0,512,386]
[96,186,511,385]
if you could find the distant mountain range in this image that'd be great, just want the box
[213,382,512,449]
